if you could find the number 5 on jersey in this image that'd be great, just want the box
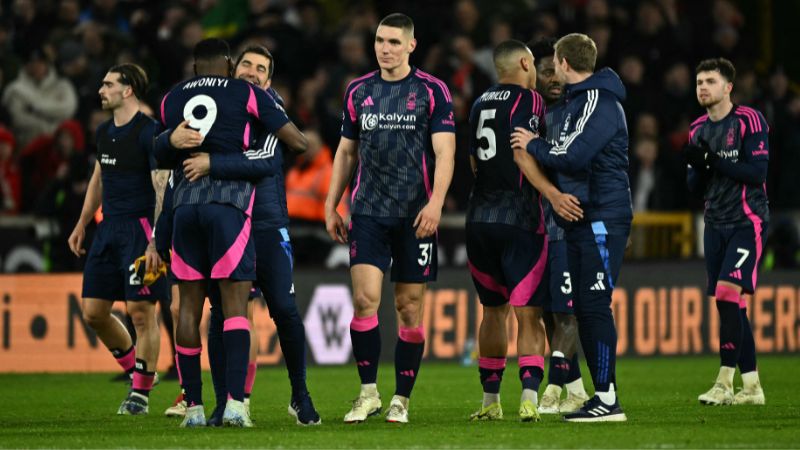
[476,109,496,160]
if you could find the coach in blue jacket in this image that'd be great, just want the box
[512,33,632,422]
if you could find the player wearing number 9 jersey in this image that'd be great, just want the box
[154,38,300,428]
[465,40,552,422]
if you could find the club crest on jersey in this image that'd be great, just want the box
[726,127,735,147]
[406,92,417,110]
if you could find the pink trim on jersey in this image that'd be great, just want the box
[350,159,363,204]
[160,93,169,125]
[176,345,202,356]
[242,122,251,150]
[399,326,425,343]
[478,357,506,370]
[519,355,545,369]
[138,217,152,241]
[246,85,259,118]
[736,106,763,132]
[223,316,250,332]
[424,84,435,117]
[350,314,378,332]
[509,93,522,127]
[715,284,740,304]
[742,185,764,290]
[347,82,366,122]
[132,372,155,391]
[422,154,432,199]
[509,239,548,307]
[738,118,746,139]
[171,249,205,280]
[468,260,509,299]
[691,114,709,127]
[210,191,255,279]
[415,70,452,102]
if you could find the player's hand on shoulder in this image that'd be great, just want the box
[67,224,86,257]
[183,152,210,182]
[170,120,204,149]
[510,127,538,152]
[414,202,442,239]
[325,208,348,244]
[551,192,583,222]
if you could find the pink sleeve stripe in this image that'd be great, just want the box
[735,108,756,132]
[347,82,366,122]
[738,118,746,139]
[509,92,522,127]
[176,345,202,356]
[424,84,435,117]
[159,93,169,125]
[138,217,153,240]
[690,114,709,127]
[736,106,763,133]
[247,85,259,118]
[223,316,250,332]
[478,357,507,370]
[415,70,452,102]
[519,355,545,369]
[347,70,379,87]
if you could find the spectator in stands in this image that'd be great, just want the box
[0,126,21,215]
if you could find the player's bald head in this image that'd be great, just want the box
[493,39,532,78]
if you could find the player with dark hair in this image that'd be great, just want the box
[527,37,590,415]
[325,12,456,424]
[466,39,582,422]
[512,33,632,422]
[155,38,306,428]
[67,63,169,415]
[685,57,767,406]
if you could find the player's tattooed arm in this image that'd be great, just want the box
[512,148,583,222]
[414,132,455,239]
[145,169,170,273]
[68,161,102,257]
[325,137,358,244]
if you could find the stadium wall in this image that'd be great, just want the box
[0,264,798,373]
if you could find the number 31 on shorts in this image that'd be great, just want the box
[418,243,433,266]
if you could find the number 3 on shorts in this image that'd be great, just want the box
[418,243,433,266]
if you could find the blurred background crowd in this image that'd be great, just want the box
[0,0,798,270]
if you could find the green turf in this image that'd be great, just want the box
[0,356,798,448]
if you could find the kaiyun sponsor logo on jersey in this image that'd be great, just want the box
[360,112,417,131]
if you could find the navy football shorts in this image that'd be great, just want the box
[466,222,548,308]
[82,216,168,302]
[543,239,574,314]
[348,214,437,283]
[704,222,767,296]
[171,203,256,282]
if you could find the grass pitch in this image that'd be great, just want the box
[0,355,798,448]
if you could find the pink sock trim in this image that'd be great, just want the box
[132,372,155,391]
[350,314,378,332]
[715,285,740,304]
[398,326,425,343]
[175,354,183,386]
[478,357,507,370]
[519,355,545,369]
[245,362,257,395]
[223,316,250,332]
[176,345,202,356]
[115,347,136,372]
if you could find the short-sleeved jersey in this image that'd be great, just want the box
[689,105,769,227]
[541,100,566,241]
[159,76,289,213]
[96,112,158,218]
[466,84,547,231]
[341,67,455,218]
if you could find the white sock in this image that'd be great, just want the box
[392,395,409,408]
[544,384,563,397]
[565,378,587,396]
[552,350,565,358]
[716,366,735,388]
[741,371,760,389]
[595,383,616,405]
[360,383,378,396]
[521,389,538,405]
[482,392,500,407]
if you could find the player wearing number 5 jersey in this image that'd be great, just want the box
[155,38,302,428]
[67,63,168,416]
[685,58,768,406]
[325,13,456,424]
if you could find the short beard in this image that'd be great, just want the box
[699,96,721,108]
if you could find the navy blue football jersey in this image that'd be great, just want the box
[158,76,289,213]
[689,105,769,227]
[96,112,158,218]
[341,67,455,218]
[466,84,547,231]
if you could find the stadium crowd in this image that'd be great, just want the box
[0,0,797,268]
